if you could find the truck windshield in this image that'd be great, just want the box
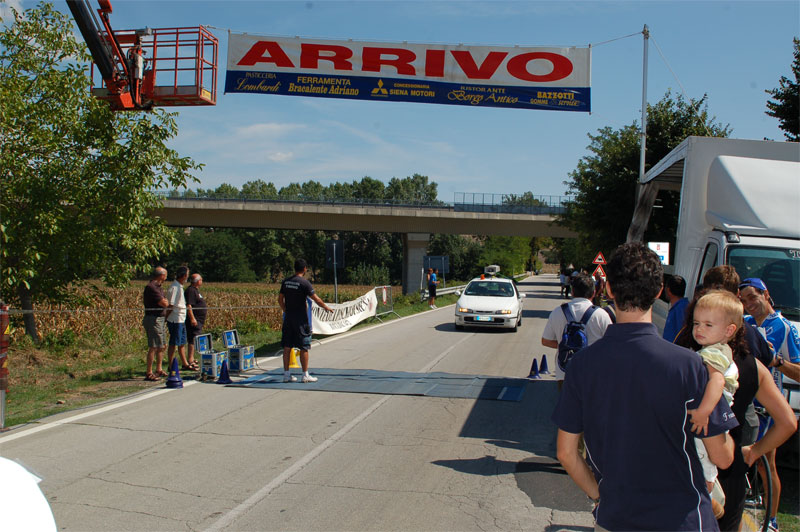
[728,246,800,321]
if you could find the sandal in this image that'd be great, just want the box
[155,370,168,377]
[182,363,199,371]
[145,372,160,381]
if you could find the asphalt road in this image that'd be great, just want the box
[0,274,596,531]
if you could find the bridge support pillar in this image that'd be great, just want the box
[402,233,430,296]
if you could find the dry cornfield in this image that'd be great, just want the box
[9,282,402,342]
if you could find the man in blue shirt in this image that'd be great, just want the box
[552,243,737,531]
[739,277,800,531]
[663,274,690,342]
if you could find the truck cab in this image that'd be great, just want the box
[629,137,800,407]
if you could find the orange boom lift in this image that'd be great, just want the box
[66,0,218,111]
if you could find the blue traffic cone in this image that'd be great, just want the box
[166,357,183,389]
[528,358,541,379]
[539,354,550,375]
[217,359,233,384]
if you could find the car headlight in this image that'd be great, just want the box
[495,309,513,315]
[457,307,471,313]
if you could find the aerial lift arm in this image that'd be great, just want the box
[66,0,146,109]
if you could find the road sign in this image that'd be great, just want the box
[647,242,670,265]
[592,264,606,278]
[325,240,345,269]
[592,252,606,264]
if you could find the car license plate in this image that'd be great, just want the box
[475,316,492,322]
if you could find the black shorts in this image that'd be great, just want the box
[186,322,205,345]
[428,285,437,297]
[281,318,312,350]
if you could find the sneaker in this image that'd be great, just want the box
[283,375,297,383]
[769,517,779,532]
[429,305,435,309]
[302,375,318,383]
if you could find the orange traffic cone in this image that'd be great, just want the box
[288,348,301,369]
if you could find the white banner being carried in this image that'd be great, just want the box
[311,289,377,335]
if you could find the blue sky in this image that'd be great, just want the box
[14,1,800,201]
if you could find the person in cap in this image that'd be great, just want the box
[552,242,737,530]
[738,277,800,531]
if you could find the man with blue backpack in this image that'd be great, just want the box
[542,273,613,382]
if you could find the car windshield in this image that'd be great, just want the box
[727,246,800,321]
[464,280,514,297]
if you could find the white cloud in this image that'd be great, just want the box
[234,122,305,138]
[267,151,294,163]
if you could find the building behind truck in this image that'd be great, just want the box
[628,136,800,408]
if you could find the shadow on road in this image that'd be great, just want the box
[430,379,595,512]
[433,323,516,333]
[522,309,551,320]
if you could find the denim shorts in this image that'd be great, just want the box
[167,321,187,346]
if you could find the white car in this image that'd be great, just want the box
[454,276,526,331]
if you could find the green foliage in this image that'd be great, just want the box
[169,229,256,283]
[428,234,483,280]
[0,2,200,337]
[765,37,800,142]
[346,263,390,286]
[561,90,730,258]
[480,235,531,276]
[241,179,278,199]
[41,329,77,349]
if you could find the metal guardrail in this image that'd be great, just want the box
[420,272,530,301]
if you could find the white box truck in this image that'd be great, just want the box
[628,136,800,407]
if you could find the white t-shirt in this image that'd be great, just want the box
[166,280,187,323]
[542,298,613,379]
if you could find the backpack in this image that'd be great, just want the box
[557,303,597,372]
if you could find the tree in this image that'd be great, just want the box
[480,236,530,276]
[170,229,256,283]
[386,174,439,204]
[561,91,730,259]
[241,179,278,199]
[765,37,799,142]
[0,3,201,338]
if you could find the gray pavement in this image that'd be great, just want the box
[0,274,595,531]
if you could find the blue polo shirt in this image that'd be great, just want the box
[663,297,689,342]
[552,322,738,531]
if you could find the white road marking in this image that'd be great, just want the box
[205,333,474,531]
[0,382,199,443]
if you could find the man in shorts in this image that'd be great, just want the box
[166,266,193,370]
[184,273,207,369]
[279,259,333,383]
[142,267,169,381]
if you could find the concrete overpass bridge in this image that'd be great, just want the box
[153,195,575,293]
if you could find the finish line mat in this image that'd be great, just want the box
[230,368,526,402]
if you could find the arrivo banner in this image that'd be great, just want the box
[225,33,591,112]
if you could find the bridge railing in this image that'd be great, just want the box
[155,191,574,215]
[453,192,571,215]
